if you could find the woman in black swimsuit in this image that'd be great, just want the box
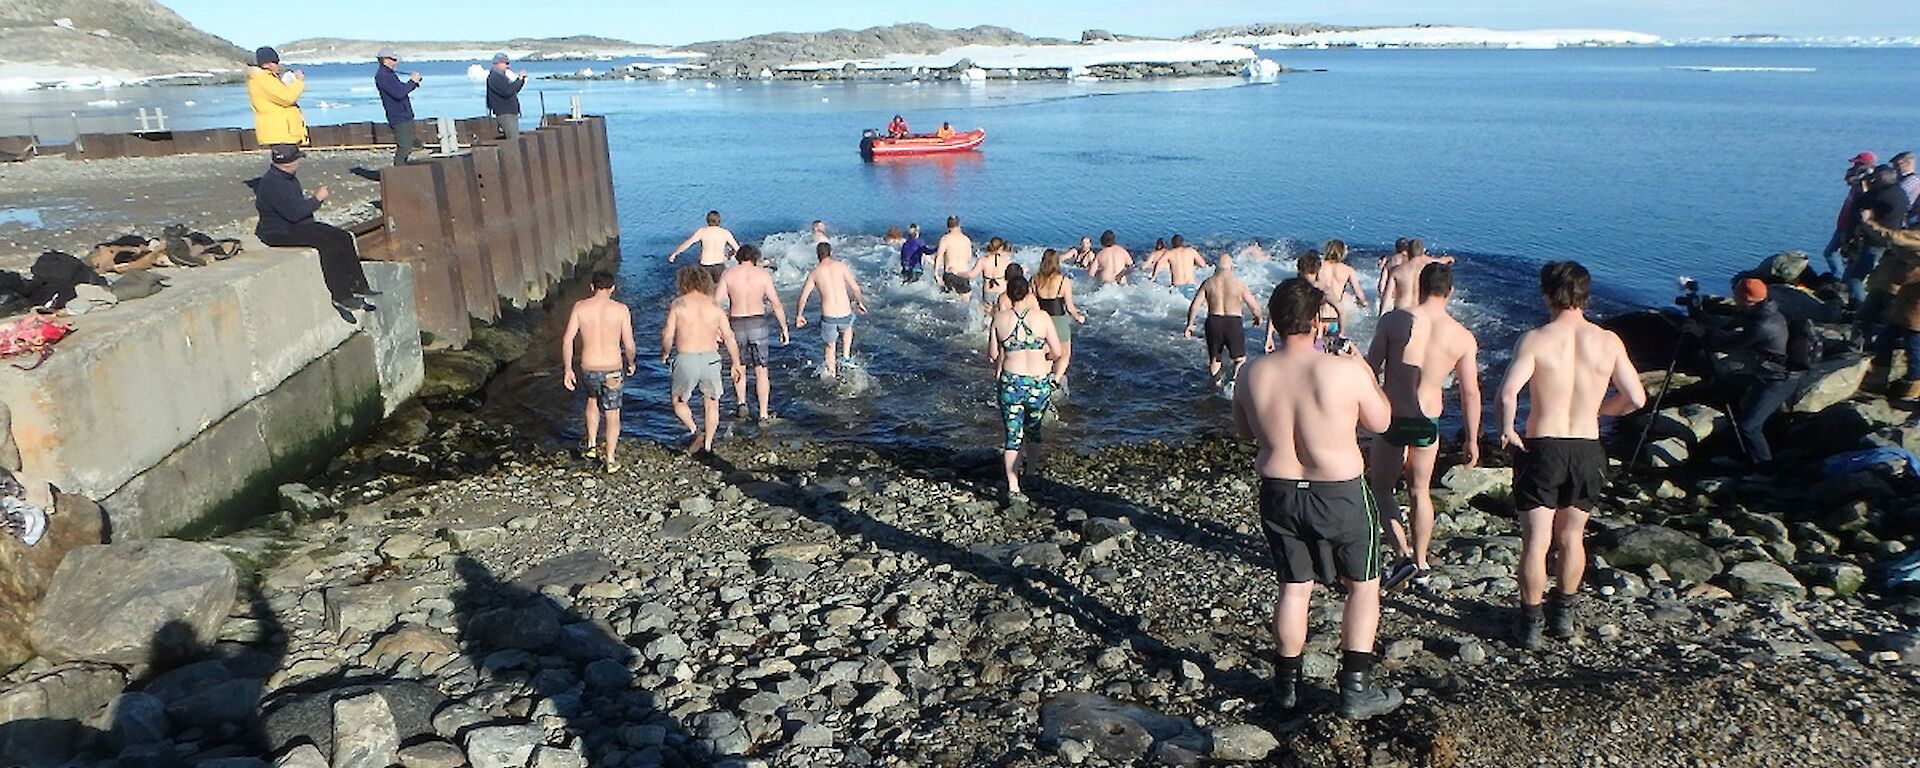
[1033,249,1088,380]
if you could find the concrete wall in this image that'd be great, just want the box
[0,254,424,538]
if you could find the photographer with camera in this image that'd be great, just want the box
[1823,152,1877,278]
[1683,277,1798,469]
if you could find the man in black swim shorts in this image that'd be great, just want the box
[1183,254,1264,395]
[1497,261,1646,649]
[1231,278,1402,721]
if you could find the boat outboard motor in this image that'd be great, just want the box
[860,129,878,161]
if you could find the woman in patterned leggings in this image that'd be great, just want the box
[987,270,1065,502]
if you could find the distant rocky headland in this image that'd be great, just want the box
[0,0,247,89]
[277,36,683,65]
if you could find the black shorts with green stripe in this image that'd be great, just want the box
[1258,476,1382,585]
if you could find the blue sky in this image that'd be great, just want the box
[163,0,1910,47]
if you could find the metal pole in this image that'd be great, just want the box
[437,115,459,155]
[70,112,82,152]
[155,108,167,132]
[570,95,582,121]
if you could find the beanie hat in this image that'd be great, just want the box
[255,47,280,66]
[1737,277,1767,304]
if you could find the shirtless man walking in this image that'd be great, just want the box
[1184,254,1265,394]
[1366,263,1481,588]
[661,266,744,455]
[795,242,869,378]
[1376,238,1410,314]
[1090,230,1134,285]
[1234,277,1400,720]
[1497,261,1646,649]
[1153,235,1210,298]
[715,244,790,422]
[1381,239,1455,314]
[667,210,740,287]
[560,271,636,472]
[934,216,977,298]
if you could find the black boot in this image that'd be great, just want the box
[1336,669,1403,720]
[1547,592,1579,640]
[1516,604,1546,650]
[1272,654,1304,712]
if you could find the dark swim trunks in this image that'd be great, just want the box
[580,368,624,412]
[1383,416,1441,448]
[700,263,727,288]
[1204,315,1246,362]
[1513,437,1608,513]
[1259,476,1382,585]
[942,272,973,294]
[729,315,771,368]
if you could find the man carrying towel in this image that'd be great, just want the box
[254,145,378,322]
[486,53,528,140]
[375,48,423,166]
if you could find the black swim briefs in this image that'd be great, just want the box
[1383,416,1440,449]
[700,263,727,288]
[942,272,973,294]
[1259,476,1382,585]
[1204,315,1246,362]
[1512,437,1608,513]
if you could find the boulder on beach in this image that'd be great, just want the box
[27,539,237,665]
[0,490,108,673]
[1787,357,1870,414]
[1039,692,1206,763]
[1596,525,1723,585]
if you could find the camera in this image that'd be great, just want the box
[1674,276,1704,317]
[1326,335,1355,356]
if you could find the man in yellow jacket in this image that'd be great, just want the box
[247,47,308,146]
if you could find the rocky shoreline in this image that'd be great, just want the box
[6,377,1916,766]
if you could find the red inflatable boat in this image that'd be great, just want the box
[860,129,986,160]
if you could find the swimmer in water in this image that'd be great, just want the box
[934,215,977,299]
[666,210,740,289]
[812,220,829,244]
[1185,253,1265,393]
[1381,238,1457,314]
[794,242,869,378]
[1090,230,1133,285]
[1033,249,1089,381]
[1316,240,1371,333]
[1377,238,1410,313]
[1143,238,1168,276]
[1154,235,1210,298]
[1069,237,1096,270]
[1240,240,1271,262]
[964,237,1015,310]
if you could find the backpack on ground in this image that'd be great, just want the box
[1754,251,1810,285]
[21,251,102,309]
[1785,315,1823,372]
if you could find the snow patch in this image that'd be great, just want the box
[792,40,1257,71]
[1221,26,1659,50]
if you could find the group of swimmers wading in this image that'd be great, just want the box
[566,215,1651,717]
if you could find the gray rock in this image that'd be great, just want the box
[0,663,125,765]
[856,685,907,715]
[678,496,716,516]
[513,550,614,592]
[1438,465,1513,500]
[1038,693,1206,763]
[27,539,238,665]
[1083,517,1136,545]
[467,602,561,651]
[760,542,834,562]
[530,746,588,768]
[1648,404,1729,444]
[441,524,505,550]
[1597,525,1724,584]
[1209,723,1277,761]
[262,682,448,758]
[659,514,710,540]
[1646,437,1690,469]
[465,722,546,768]
[692,710,750,755]
[397,740,466,768]
[985,609,1032,636]
[1724,561,1806,601]
[104,692,169,749]
[166,677,262,728]
[324,579,453,639]
[1013,542,1066,568]
[789,721,833,748]
[275,744,329,768]
[332,691,401,768]
[1799,562,1867,596]
[1787,357,1870,413]
[279,483,338,520]
[583,657,632,691]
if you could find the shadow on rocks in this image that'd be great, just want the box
[694,447,1276,708]
[450,555,697,768]
[0,581,286,768]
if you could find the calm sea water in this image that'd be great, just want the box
[6,47,1918,449]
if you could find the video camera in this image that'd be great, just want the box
[1674,276,1705,318]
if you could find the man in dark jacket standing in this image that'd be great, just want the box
[375,48,422,166]
[486,53,527,140]
[255,145,377,322]
[1700,278,1796,468]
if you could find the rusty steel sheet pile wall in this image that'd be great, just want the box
[367,117,616,347]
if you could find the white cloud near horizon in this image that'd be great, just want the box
[159,0,1913,48]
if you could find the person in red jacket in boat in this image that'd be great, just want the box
[888,115,911,138]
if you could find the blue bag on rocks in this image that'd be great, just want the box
[1820,448,1920,479]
